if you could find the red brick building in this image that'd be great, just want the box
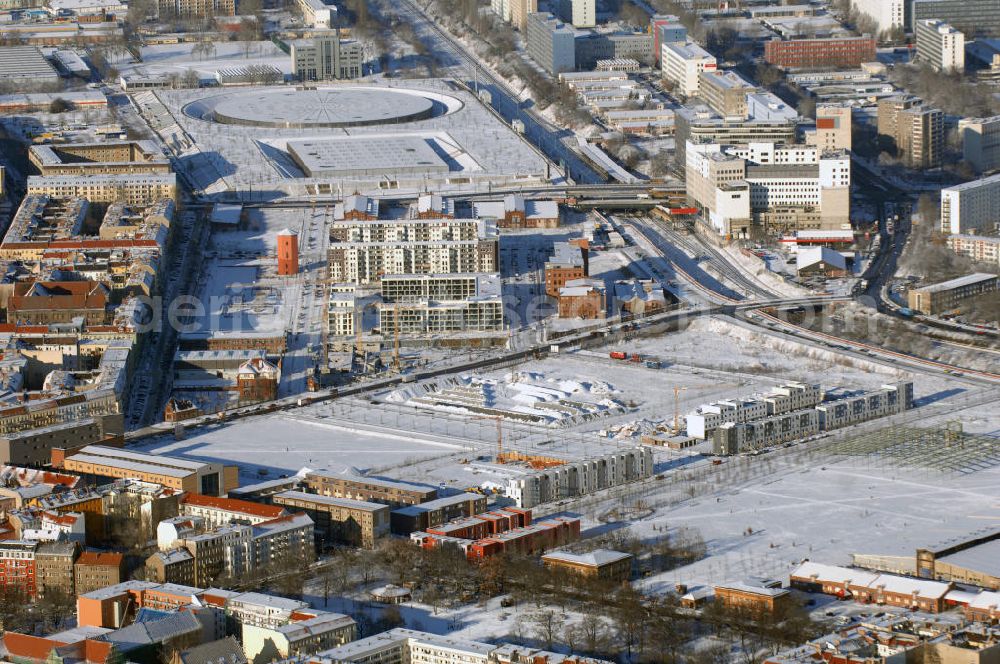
[558,279,606,320]
[277,229,299,276]
[236,357,280,403]
[424,508,532,540]
[0,540,38,597]
[764,36,877,70]
[714,582,792,615]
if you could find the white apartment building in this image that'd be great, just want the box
[915,19,964,72]
[505,447,654,509]
[686,382,822,439]
[852,0,904,32]
[327,290,356,338]
[559,0,594,27]
[491,0,510,21]
[661,41,716,96]
[947,234,1000,266]
[960,115,1000,174]
[713,409,820,455]
[815,382,913,430]
[243,611,356,664]
[941,173,1000,234]
[327,217,499,285]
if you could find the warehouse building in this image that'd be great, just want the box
[918,528,1000,590]
[906,273,999,315]
[0,46,60,85]
[63,445,238,496]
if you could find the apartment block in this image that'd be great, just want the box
[302,470,437,508]
[525,13,576,74]
[327,217,498,285]
[557,0,593,27]
[156,0,234,17]
[915,19,964,72]
[814,382,914,430]
[509,0,536,31]
[959,115,1000,174]
[906,273,1000,315]
[390,492,487,535]
[764,36,876,70]
[661,40,716,96]
[0,540,38,596]
[852,0,903,32]
[73,551,124,596]
[505,447,653,509]
[28,141,171,177]
[947,234,1000,267]
[941,173,1000,234]
[876,96,944,169]
[27,173,177,206]
[686,382,822,439]
[273,491,389,549]
[575,32,653,69]
[712,409,820,455]
[377,273,504,336]
[35,540,79,597]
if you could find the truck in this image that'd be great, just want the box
[629,353,642,363]
[609,351,627,360]
[644,359,661,369]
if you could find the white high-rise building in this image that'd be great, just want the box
[661,40,717,96]
[941,173,1000,235]
[559,0,595,27]
[915,19,964,71]
[852,0,904,33]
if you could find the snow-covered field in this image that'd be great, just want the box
[121,41,294,80]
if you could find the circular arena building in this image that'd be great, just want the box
[206,87,443,129]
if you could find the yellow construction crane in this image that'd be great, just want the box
[392,304,401,372]
[673,386,688,434]
[473,415,504,462]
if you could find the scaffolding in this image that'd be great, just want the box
[824,422,1000,475]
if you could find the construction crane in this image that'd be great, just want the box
[392,304,401,372]
[673,386,688,434]
[473,415,504,462]
[353,308,364,372]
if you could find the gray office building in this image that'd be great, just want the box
[911,0,1000,37]
[574,31,654,69]
[526,12,576,74]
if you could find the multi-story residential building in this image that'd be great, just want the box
[697,70,754,118]
[947,234,1000,266]
[525,13,576,74]
[941,173,1000,234]
[146,548,195,586]
[544,241,588,297]
[713,409,820,455]
[26,173,177,206]
[244,611,356,663]
[907,273,1000,315]
[156,0,233,17]
[505,447,653,509]
[852,0,904,33]
[327,217,498,285]
[290,33,364,81]
[509,0,536,31]
[273,491,389,549]
[377,274,504,336]
[73,551,124,596]
[557,0,593,27]
[417,517,582,560]
[63,445,238,496]
[807,104,852,152]
[911,0,1000,37]
[764,36,877,70]
[8,280,111,326]
[686,382,822,439]
[876,96,943,168]
[960,115,1000,174]
[302,470,437,507]
[179,494,288,529]
[28,141,171,177]
[915,19,964,71]
[390,493,487,535]
[34,540,79,597]
[0,540,38,596]
[661,40,716,96]
[813,382,913,430]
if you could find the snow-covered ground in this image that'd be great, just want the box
[121,41,294,80]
